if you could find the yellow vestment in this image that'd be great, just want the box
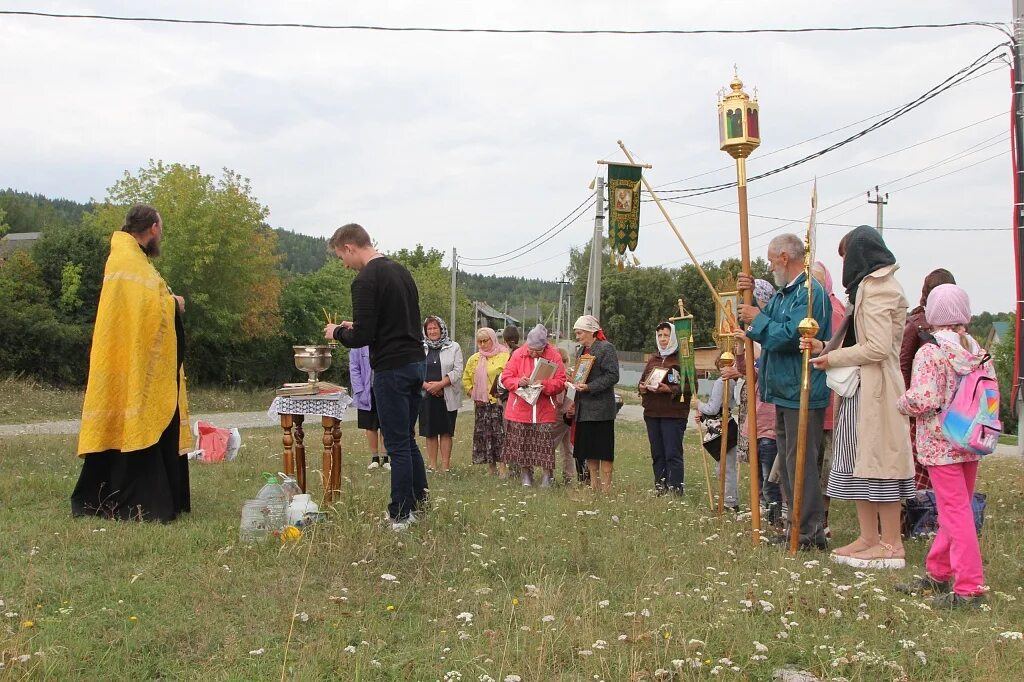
[77,231,190,456]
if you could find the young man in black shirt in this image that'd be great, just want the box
[323,224,427,529]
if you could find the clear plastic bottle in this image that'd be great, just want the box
[278,472,301,503]
[247,473,287,539]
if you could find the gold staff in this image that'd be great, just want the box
[718,69,762,544]
[788,190,819,555]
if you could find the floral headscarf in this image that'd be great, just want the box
[422,315,451,351]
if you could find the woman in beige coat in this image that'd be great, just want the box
[804,226,914,569]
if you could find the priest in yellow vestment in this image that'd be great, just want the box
[71,204,192,522]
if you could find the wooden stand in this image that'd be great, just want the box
[279,413,342,503]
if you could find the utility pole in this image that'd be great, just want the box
[566,292,572,336]
[555,280,567,341]
[450,247,457,336]
[867,186,888,235]
[1013,0,1024,455]
[583,175,605,318]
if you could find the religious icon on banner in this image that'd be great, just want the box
[606,163,643,255]
[715,291,742,344]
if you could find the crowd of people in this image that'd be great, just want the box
[70,209,997,607]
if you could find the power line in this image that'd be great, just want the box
[649,150,1010,267]
[458,199,595,268]
[459,194,594,262]
[0,11,1007,36]
[639,113,1006,231]
[648,44,1009,198]
[650,64,1007,190]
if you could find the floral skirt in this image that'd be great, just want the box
[472,402,505,465]
[501,420,555,469]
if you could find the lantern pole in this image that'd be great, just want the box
[718,71,762,546]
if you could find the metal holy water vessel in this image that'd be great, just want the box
[292,345,333,384]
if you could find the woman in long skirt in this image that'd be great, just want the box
[461,327,510,475]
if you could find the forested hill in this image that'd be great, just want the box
[0,189,93,232]
[457,272,561,308]
[274,228,328,273]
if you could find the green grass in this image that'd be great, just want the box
[2,420,1023,680]
[997,434,1017,447]
[0,376,272,425]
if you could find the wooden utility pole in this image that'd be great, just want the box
[583,176,606,318]
[1013,0,1024,456]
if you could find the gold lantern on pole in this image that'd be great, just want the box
[718,69,762,545]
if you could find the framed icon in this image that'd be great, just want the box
[571,355,596,385]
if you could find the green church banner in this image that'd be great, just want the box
[607,163,643,255]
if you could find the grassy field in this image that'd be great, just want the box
[2,419,1023,681]
[0,376,272,425]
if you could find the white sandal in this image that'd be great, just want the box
[844,542,906,570]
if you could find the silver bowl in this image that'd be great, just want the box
[293,345,333,384]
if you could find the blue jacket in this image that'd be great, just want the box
[747,273,832,410]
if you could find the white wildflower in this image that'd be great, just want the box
[541,615,555,623]
[753,641,768,653]
[598,599,609,608]
[380,573,398,582]
[456,612,473,623]
[999,631,1023,640]
[344,645,356,653]
[592,640,608,650]
[248,648,265,656]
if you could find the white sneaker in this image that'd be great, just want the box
[383,461,391,471]
[389,512,417,531]
[368,461,380,470]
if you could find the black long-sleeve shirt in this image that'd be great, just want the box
[333,256,423,371]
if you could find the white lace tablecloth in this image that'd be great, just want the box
[268,392,353,422]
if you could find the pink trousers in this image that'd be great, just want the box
[925,461,985,597]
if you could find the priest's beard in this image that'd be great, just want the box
[141,237,161,257]
[772,267,787,288]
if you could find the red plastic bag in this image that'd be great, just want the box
[195,421,233,463]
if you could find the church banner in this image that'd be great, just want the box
[607,163,643,255]
[671,315,698,397]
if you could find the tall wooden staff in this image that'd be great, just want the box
[718,70,762,544]
[788,187,819,555]
[717,348,734,514]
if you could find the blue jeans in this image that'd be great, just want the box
[758,437,782,524]
[645,416,685,493]
[372,360,428,521]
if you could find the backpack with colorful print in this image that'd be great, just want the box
[941,354,1002,456]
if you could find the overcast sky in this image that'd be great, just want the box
[0,0,1015,312]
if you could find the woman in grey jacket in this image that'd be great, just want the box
[569,315,620,492]
[419,316,464,472]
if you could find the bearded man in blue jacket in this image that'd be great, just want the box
[737,233,832,550]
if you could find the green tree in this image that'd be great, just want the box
[85,161,284,382]
[994,323,1017,435]
[0,206,9,238]
[0,251,88,382]
[31,221,108,325]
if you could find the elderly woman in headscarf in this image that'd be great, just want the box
[461,327,510,476]
[804,226,914,569]
[570,315,620,493]
[419,315,464,473]
[499,324,567,487]
[640,321,692,495]
[810,261,848,537]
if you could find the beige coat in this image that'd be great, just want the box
[826,264,913,480]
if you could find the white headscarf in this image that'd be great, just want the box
[573,315,601,333]
[655,322,678,358]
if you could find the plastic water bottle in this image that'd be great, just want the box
[239,473,287,542]
[278,472,301,503]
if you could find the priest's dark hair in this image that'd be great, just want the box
[121,204,160,234]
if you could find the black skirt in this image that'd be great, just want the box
[357,391,380,431]
[71,408,191,522]
[419,394,457,437]
[575,419,615,462]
